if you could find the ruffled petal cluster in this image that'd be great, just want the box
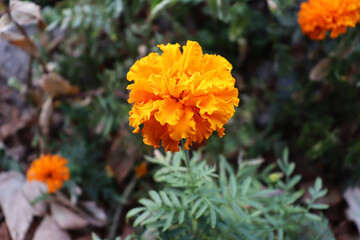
[27,154,70,193]
[127,41,239,152]
[298,0,360,40]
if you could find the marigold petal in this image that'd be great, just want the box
[141,117,165,148]
[161,134,180,152]
[127,78,161,104]
[168,107,196,141]
[158,43,182,74]
[180,40,203,75]
[154,98,183,126]
[127,53,161,81]
[197,94,219,115]
[129,100,159,132]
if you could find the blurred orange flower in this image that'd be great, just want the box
[134,162,148,179]
[127,41,239,152]
[27,154,70,193]
[298,0,360,40]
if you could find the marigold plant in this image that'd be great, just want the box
[27,154,70,193]
[127,40,239,152]
[298,0,360,40]
[134,162,148,179]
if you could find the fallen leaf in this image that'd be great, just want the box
[0,30,39,58]
[40,73,80,97]
[33,216,70,240]
[50,202,88,230]
[0,14,11,32]
[22,181,48,216]
[0,172,46,240]
[344,187,360,233]
[80,201,107,227]
[309,57,332,82]
[52,193,107,228]
[9,0,43,26]
[39,98,53,136]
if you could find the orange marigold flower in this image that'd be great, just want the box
[27,154,70,193]
[127,41,239,152]
[298,0,360,40]
[134,162,148,179]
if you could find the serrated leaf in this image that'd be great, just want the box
[305,213,322,221]
[178,210,185,224]
[285,190,304,204]
[230,201,248,220]
[310,203,328,210]
[169,191,181,208]
[142,209,165,225]
[134,210,151,226]
[287,175,301,189]
[229,175,237,197]
[162,210,175,231]
[160,191,173,207]
[282,148,289,162]
[138,199,156,208]
[149,191,162,205]
[315,177,322,191]
[209,206,216,228]
[287,163,295,176]
[241,177,251,195]
[126,207,146,220]
[195,203,208,219]
[190,198,203,215]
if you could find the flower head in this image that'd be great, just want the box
[134,162,148,179]
[127,41,239,152]
[27,154,70,193]
[298,0,360,40]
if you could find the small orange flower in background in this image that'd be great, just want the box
[134,162,148,179]
[27,154,70,193]
[127,40,239,152]
[298,0,360,40]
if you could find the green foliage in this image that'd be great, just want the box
[53,137,120,202]
[127,150,333,239]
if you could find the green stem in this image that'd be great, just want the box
[180,139,190,167]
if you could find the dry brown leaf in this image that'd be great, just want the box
[344,187,360,234]
[80,201,107,227]
[40,73,80,97]
[0,30,39,58]
[33,216,70,240]
[9,0,43,26]
[51,193,107,228]
[22,181,48,216]
[0,172,46,240]
[39,98,53,136]
[0,14,12,32]
[309,57,331,82]
[50,202,88,230]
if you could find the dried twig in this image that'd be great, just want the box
[108,177,137,240]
